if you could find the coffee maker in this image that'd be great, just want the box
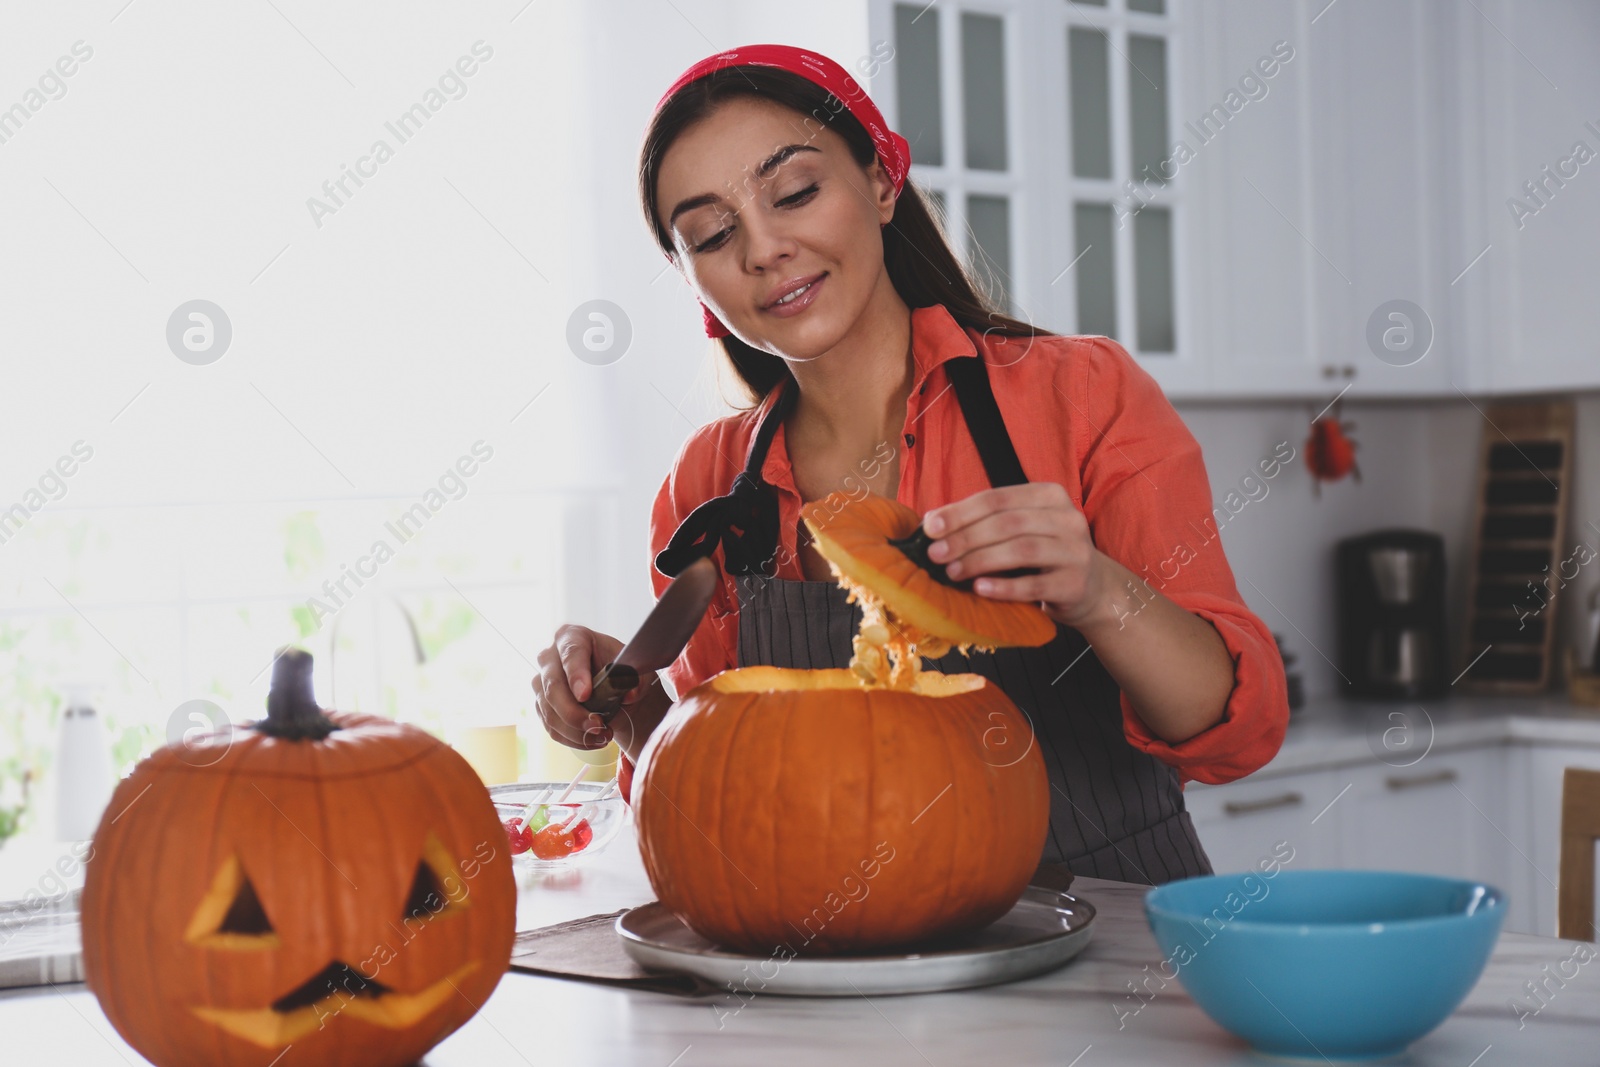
[1336,529,1448,699]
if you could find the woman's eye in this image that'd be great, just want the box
[689,186,816,254]
[694,228,732,254]
[779,183,820,207]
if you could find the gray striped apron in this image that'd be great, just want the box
[657,358,1212,885]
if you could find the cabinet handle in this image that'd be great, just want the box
[1343,364,1357,378]
[1384,768,1458,791]
[1223,792,1304,816]
[1321,365,1338,379]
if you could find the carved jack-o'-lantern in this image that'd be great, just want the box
[80,649,517,1067]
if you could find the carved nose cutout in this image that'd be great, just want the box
[271,960,392,1014]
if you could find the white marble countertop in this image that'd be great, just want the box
[4,822,1599,1065]
[1190,692,1600,784]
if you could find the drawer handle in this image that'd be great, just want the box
[1223,792,1304,816]
[1385,769,1458,791]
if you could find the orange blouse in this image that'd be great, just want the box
[633,303,1288,789]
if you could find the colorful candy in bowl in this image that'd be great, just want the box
[491,781,627,869]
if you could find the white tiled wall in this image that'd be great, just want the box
[1174,392,1600,699]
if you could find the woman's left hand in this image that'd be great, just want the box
[923,483,1111,629]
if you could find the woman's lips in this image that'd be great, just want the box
[763,274,825,318]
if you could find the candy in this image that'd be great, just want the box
[522,804,550,833]
[529,814,595,859]
[502,816,532,855]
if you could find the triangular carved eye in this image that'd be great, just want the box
[218,873,273,935]
[401,833,469,923]
[186,855,281,950]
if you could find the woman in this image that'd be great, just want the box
[533,44,1288,883]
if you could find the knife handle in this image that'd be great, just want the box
[580,662,640,720]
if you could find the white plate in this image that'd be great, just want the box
[615,887,1095,996]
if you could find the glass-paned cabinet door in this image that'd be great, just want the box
[872,0,1182,366]
[1063,0,1178,355]
[894,3,944,165]
[884,2,1021,314]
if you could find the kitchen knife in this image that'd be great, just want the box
[581,555,718,720]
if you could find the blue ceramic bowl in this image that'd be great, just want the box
[1144,870,1505,1061]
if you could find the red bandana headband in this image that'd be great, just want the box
[654,44,913,338]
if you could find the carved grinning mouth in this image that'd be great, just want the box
[191,960,480,1048]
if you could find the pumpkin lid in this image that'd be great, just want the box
[802,492,1056,650]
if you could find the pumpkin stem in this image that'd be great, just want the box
[258,647,340,741]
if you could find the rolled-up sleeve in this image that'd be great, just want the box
[1074,336,1289,785]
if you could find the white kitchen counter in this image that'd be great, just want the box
[3,822,1599,1065]
[1193,693,1600,782]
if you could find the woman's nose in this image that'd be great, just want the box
[740,208,799,273]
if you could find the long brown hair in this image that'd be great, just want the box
[639,65,1053,408]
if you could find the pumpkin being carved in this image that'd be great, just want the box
[633,492,1052,955]
[80,648,516,1067]
[804,490,1058,661]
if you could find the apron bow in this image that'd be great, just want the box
[654,469,782,578]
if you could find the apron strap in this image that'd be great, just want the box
[656,350,1027,579]
[944,356,1029,488]
[654,377,798,578]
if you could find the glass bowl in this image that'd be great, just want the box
[490,781,627,870]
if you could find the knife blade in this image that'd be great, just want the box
[581,555,718,720]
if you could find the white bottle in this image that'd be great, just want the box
[55,684,115,842]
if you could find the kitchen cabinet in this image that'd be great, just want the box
[1185,0,1455,399]
[872,0,1597,400]
[1445,0,1600,396]
[1186,752,1512,912]
[1178,0,1325,397]
[1189,744,1535,932]
[1185,699,1600,937]
[1155,0,1598,399]
[1302,0,1455,398]
[1185,766,1344,870]
[1334,748,1505,882]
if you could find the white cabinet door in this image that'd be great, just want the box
[1186,768,1345,873]
[1448,0,1600,394]
[1334,747,1505,882]
[1188,734,1600,937]
[1196,0,1455,398]
[1184,0,1326,398]
[1305,0,1454,397]
[1187,0,1600,399]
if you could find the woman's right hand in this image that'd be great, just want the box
[532,624,669,761]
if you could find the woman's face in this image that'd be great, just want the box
[655,95,897,358]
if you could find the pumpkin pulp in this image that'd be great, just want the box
[799,491,1056,691]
